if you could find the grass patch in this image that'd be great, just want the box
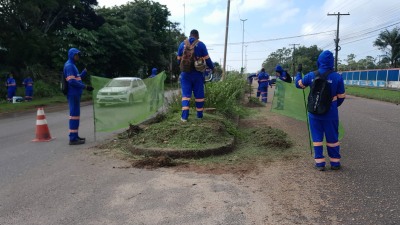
[0,94,92,114]
[346,86,400,104]
[118,112,236,150]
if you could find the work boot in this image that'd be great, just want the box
[315,166,326,171]
[78,136,86,141]
[69,139,85,145]
[331,165,341,170]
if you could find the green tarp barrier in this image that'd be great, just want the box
[91,72,166,132]
[271,79,344,140]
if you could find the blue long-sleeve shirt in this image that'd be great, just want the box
[295,51,345,120]
[63,48,87,96]
[6,78,16,90]
[177,37,214,71]
[23,78,34,90]
[257,72,271,87]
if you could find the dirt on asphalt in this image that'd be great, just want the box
[93,99,339,224]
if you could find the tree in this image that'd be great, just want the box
[0,0,104,71]
[262,45,322,75]
[373,27,400,68]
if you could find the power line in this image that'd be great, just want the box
[207,30,335,46]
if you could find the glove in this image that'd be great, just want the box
[86,85,94,91]
[297,64,303,73]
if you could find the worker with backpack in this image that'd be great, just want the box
[295,50,346,171]
[177,29,214,122]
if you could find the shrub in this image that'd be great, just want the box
[167,73,248,118]
[34,80,60,97]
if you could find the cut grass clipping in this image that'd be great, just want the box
[118,113,236,150]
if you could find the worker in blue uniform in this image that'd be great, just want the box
[6,73,16,102]
[295,50,346,171]
[274,65,291,110]
[150,68,158,78]
[22,76,34,101]
[177,29,214,122]
[149,67,159,111]
[64,48,94,145]
[257,68,272,103]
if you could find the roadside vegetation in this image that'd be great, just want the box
[345,86,400,104]
[98,73,295,169]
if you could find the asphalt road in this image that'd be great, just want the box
[1,94,399,224]
[320,96,400,224]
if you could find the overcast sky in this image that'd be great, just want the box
[97,0,400,72]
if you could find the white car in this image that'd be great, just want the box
[96,77,147,106]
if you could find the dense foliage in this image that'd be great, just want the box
[0,0,185,95]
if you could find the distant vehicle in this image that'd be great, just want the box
[96,77,147,106]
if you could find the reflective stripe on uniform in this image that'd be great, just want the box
[326,142,340,147]
[182,106,190,110]
[330,158,340,162]
[182,97,191,101]
[313,142,323,146]
[332,96,338,101]
[196,108,204,111]
[66,76,75,81]
[69,116,80,120]
[202,55,210,60]
[337,93,346,98]
[195,98,205,102]
[315,158,326,163]
[69,129,78,133]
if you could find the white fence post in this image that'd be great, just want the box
[386,70,389,87]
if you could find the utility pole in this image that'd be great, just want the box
[183,2,186,35]
[244,45,248,72]
[289,43,300,76]
[222,0,230,81]
[327,12,350,71]
[240,18,247,74]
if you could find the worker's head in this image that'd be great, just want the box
[151,67,157,75]
[190,29,199,39]
[317,50,334,70]
[68,48,81,62]
[275,64,283,76]
[261,68,265,72]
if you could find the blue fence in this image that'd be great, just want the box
[341,69,400,89]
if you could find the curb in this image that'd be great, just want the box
[128,137,235,159]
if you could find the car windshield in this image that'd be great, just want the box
[107,80,131,87]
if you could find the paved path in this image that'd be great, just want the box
[319,96,400,224]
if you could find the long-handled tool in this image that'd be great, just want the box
[298,64,313,156]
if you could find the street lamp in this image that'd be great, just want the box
[240,18,247,74]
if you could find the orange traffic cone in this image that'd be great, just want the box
[32,107,55,142]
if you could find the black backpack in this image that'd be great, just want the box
[307,70,333,115]
[284,71,292,83]
[61,73,68,95]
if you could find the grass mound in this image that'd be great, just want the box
[242,126,292,149]
[121,113,236,150]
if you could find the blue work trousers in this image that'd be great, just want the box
[180,72,204,120]
[68,95,81,141]
[310,118,341,168]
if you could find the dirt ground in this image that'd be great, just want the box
[91,83,340,224]
[95,95,339,224]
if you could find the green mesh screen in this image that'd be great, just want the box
[91,72,166,132]
[271,79,344,140]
